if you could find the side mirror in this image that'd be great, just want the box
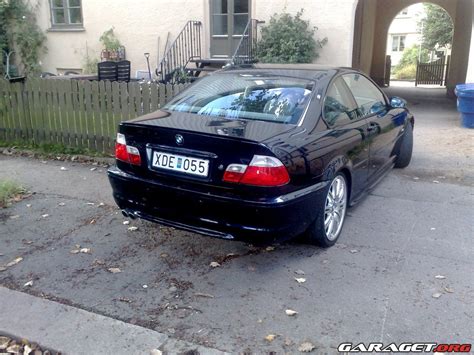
[390,96,407,108]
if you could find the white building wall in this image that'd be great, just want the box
[254,0,357,66]
[466,5,474,83]
[35,0,210,76]
[34,0,357,76]
[386,4,424,67]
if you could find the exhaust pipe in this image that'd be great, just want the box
[121,209,137,219]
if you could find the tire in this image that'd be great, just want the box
[306,173,348,247]
[394,122,413,168]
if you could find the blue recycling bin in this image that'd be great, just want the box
[455,84,474,128]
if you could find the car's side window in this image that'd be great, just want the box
[342,74,387,117]
[323,77,358,127]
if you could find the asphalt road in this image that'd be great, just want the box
[0,87,473,353]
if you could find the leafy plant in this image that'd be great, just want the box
[0,179,24,208]
[83,55,99,74]
[100,27,122,52]
[420,3,453,49]
[392,46,429,80]
[0,0,46,76]
[257,10,327,63]
[392,64,417,80]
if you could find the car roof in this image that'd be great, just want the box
[221,63,354,81]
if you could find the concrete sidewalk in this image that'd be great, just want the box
[0,287,227,355]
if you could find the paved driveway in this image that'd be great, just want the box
[0,87,473,353]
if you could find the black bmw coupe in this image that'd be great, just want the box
[108,64,414,247]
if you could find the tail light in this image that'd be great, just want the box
[223,155,290,187]
[115,133,141,166]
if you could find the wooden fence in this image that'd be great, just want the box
[0,78,190,153]
[415,56,450,86]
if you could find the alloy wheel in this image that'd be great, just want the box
[324,175,347,241]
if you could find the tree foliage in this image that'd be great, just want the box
[258,10,327,63]
[396,45,429,69]
[0,0,46,76]
[421,3,453,49]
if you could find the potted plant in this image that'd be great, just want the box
[100,27,122,61]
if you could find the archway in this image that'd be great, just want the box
[387,3,454,87]
[352,0,472,96]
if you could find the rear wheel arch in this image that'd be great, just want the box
[338,167,352,204]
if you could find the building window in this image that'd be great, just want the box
[392,35,406,52]
[50,0,83,28]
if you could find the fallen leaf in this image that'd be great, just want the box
[108,267,121,273]
[6,344,21,354]
[98,202,105,207]
[298,341,316,352]
[435,275,446,279]
[0,336,10,349]
[432,292,442,299]
[41,214,49,218]
[160,253,169,258]
[128,226,138,231]
[444,287,454,293]
[264,334,277,342]
[295,277,306,284]
[350,249,359,254]
[265,246,275,251]
[90,219,96,224]
[284,338,294,347]
[294,269,305,275]
[60,166,68,171]
[9,215,20,219]
[209,261,221,268]
[6,257,23,267]
[24,280,33,287]
[194,292,214,298]
[90,167,97,171]
[285,309,298,316]
[24,344,33,355]
[123,220,130,225]
[210,261,221,268]
[80,248,91,254]
[26,204,32,208]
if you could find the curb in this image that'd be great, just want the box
[0,287,228,355]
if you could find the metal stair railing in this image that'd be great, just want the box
[156,20,202,83]
[231,19,262,66]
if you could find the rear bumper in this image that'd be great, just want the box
[108,166,328,241]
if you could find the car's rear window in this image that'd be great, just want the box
[164,73,314,124]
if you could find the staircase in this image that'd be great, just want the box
[156,19,261,84]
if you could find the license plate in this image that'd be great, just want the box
[151,151,209,177]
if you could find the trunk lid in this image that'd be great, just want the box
[126,110,298,142]
[117,110,298,193]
